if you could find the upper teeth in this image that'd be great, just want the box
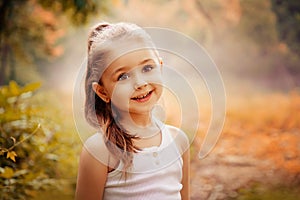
[135,91,150,99]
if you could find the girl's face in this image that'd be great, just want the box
[96,43,163,118]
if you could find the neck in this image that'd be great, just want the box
[118,112,159,138]
[119,111,152,127]
[131,112,153,127]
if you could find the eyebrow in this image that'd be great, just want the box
[112,58,155,75]
[139,58,155,65]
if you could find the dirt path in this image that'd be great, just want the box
[189,130,300,199]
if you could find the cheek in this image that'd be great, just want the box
[155,83,163,100]
[152,76,163,95]
[146,70,163,85]
[146,72,163,98]
[109,83,133,105]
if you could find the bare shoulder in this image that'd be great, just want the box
[165,125,190,154]
[76,132,109,200]
[82,132,110,165]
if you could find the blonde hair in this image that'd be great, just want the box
[85,22,156,173]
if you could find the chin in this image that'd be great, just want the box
[129,106,154,115]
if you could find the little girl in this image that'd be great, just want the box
[75,22,190,200]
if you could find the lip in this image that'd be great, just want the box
[131,90,153,103]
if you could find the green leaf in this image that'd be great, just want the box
[24,172,37,182]
[22,82,41,93]
[9,81,20,96]
[0,167,14,179]
[0,93,6,106]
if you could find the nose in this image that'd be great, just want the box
[134,73,148,90]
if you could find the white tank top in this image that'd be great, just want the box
[103,122,183,200]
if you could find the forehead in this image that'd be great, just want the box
[105,40,158,71]
[110,49,157,68]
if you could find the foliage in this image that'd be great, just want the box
[0,0,109,85]
[37,0,109,26]
[236,1,278,49]
[208,0,300,86]
[0,81,79,200]
[271,0,300,56]
[270,0,300,83]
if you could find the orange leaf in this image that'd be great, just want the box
[7,151,17,162]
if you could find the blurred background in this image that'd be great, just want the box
[0,0,299,199]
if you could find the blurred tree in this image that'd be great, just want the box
[237,0,278,51]
[0,81,79,199]
[0,0,109,85]
[271,0,300,56]
[270,0,300,86]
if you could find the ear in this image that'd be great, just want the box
[92,82,110,103]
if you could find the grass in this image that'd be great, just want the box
[235,183,300,200]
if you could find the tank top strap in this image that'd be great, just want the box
[153,117,174,150]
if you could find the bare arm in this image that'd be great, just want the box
[168,126,191,200]
[75,146,108,200]
[180,148,190,200]
[75,133,110,200]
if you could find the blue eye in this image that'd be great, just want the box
[142,65,154,72]
[117,73,130,81]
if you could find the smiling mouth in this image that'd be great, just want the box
[131,90,153,102]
